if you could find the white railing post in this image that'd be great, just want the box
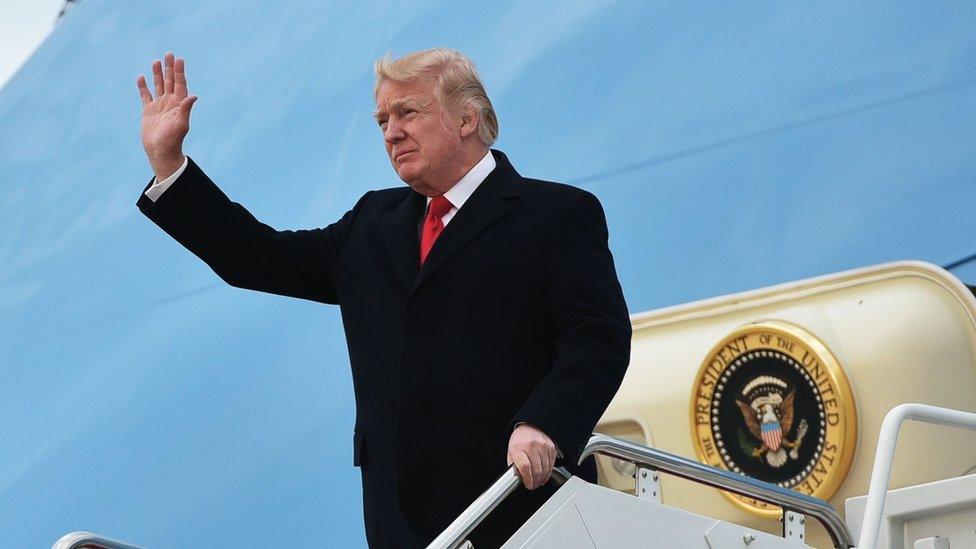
[855,403,976,549]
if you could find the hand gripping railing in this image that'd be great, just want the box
[426,466,571,549]
[428,434,853,549]
[581,434,854,548]
[52,531,143,549]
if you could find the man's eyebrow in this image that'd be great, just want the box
[373,97,431,121]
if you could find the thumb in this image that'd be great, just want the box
[180,95,198,117]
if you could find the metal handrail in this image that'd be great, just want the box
[856,403,976,549]
[52,531,144,549]
[580,434,854,548]
[426,466,571,549]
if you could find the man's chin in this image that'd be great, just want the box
[395,168,414,184]
[396,167,425,190]
[401,177,437,197]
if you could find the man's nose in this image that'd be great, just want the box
[384,119,405,143]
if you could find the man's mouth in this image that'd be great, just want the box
[394,150,416,163]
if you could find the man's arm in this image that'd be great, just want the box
[509,190,632,480]
[135,53,360,304]
[137,157,367,304]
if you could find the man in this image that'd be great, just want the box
[135,48,630,547]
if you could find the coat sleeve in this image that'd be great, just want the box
[136,157,368,305]
[511,190,632,466]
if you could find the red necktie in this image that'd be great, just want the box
[420,195,453,264]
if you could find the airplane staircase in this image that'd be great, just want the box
[51,404,976,548]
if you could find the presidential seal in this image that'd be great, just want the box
[690,321,857,515]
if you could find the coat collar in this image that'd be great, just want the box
[380,149,521,293]
[381,189,425,291]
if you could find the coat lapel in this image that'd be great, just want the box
[413,150,521,291]
[381,189,425,292]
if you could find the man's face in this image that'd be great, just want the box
[374,75,464,196]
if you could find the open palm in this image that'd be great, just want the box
[136,52,197,178]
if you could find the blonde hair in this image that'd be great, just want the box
[374,48,499,146]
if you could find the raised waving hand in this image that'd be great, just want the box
[136,52,198,180]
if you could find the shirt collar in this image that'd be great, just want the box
[427,150,496,209]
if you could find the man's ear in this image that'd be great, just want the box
[458,106,479,139]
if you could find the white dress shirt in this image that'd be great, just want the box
[425,150,495,225]
[144,155,189,202]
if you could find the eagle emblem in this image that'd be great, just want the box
[692,322,857,515]
[734,375,809,468]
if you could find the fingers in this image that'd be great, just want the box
[152,59,164,97]
[528,447,544,489]
[136,75,152,105]
[508,424,558,490]
[163,52,175,95]
[180,95,198,117]
[174,56,188,98]
[541,445,555,486]
[511,450,535,490]
[511,448,546,490]
[147,53,188,101]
